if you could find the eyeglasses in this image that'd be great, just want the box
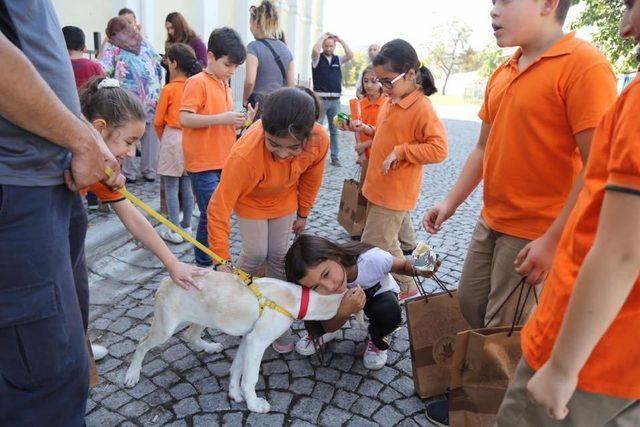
[378,72,405,89]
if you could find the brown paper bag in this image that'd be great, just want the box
[405,290,469,398]
[87,337,100,387]
[449,326,522,427]
[337,178,368,237]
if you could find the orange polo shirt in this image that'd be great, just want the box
[522,76,640,399]
[207,121,329,260]
[80,182,125,203]
[479,32,617,240]
[154,76,186,139]
[180,71,236,172]
[362,88,447,211]
[349,95,387,158]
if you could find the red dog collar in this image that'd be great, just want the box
[297,287,310,320]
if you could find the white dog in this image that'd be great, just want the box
[124,270,343,413]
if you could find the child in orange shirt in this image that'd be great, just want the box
[154,43,202,244]
[179,27,255,267]
[497,3,640,424]
[80,77,203,290]
[354,39,447,299]
[208,87,328,353]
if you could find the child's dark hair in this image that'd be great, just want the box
[166,43,202,77]
[62,26,85,51]
[79,77,146,128]
[358,65,382,97]
[373,39,437,96]
[118,8,136,18]
[294,86,322,121]
[556,0,572,24]
[262,87,317,141]
[285,235,374,284]
[208,27,246,64]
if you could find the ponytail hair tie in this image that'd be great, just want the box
[418,59,427,69]
[98,78,121,89]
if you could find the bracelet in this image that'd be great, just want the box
[297,213,307,219]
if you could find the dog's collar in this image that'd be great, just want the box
[297,287,310,320]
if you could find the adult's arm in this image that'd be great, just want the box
[243,53,259,106]
[311,33,328,61]
[335,35,354,63]
[0,32,117,189]
[286,60,295,87]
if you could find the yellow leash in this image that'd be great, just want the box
[104,167,294,319]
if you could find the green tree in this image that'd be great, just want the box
[342,51,368,88]
[573,0,637,72]
[477,45,504,77]
[424,20,472,95]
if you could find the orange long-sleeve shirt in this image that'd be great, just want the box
[362,88,448,211]
[207,121,329,260]
[153,76,186,138]
[349,95,387,159]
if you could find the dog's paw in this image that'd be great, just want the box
[228,387,244,403]
[246,397,271,413]
[123,368,140,388]
[202,342,224,354]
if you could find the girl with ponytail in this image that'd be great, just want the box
[353,38,448,300]
[153,43,202,243]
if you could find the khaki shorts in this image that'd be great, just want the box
[496,359,640,426]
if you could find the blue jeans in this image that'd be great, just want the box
[320,97,341,161]
[0,185,88,426]
[189,170,221,266]
[163,175,195,229]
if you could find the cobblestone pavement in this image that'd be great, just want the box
[85,115,482,427]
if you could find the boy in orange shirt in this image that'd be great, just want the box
[497,3,640,424]
[422,1,617,424]
[180,27,252,267]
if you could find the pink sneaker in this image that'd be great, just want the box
[271,340,294,354]
[398,289,419,303]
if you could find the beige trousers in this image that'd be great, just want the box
[496,359,640,426]
[361,203,416,293]
[458,217,536,328]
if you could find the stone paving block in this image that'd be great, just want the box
[169,382,197,400]
[357,379,384,398]
[93,330,125,347]
[222,412,244,426]
[142,389,173,406]
[88,381,120,402]
[85,408,125,427]
[290,397,323,423]
[85,399,96,414]
[150,369,181,389]
[193,376,221,394]
[395,356,414,376]
[332,390,359,410]
[351,395,381,417]
[261,359,289,375]
[313,381,335,403]
[267,390,293,413]
[318,405,353,426]
[333,340,356,355]
[268,373,289,390]
[336,372,362,392]
[397,419,421,427]
[370,365,399,384]
[130,288,154,300]
[291,377,314,395]
[91,318,111,330]
[173,354,201,372]
[119,399,150,418]
[107,317,132,334]
[199,391,231,412]
[373,405,405,425]
[390,376,417,397]
[97,357,123,374]
[288,358,315,378]
[141,357,168,376]
[164,420,188,427]
[396,396,427,416]
[125,376,157,399]
[184,366,210,383]
[330,354,355,372]
[173,396,200,418]
[124,323,150,341]
[290,420,316,427]
[100,389,132,410]
[413,412,438,427]
[346,415,379,427]
[246,413,285,426]
[194,414,219,427]
[111,242,165,269]
[126,305,155,320]
[139,407,174,426]
[108,338,137,358]
[207,360,232,377]
[162,343,192,363]
[379,386,403,404]
[92,256,159,285]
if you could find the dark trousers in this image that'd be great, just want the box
[306,289,402,350]
[189,169,222,267]
[0,185,89,427]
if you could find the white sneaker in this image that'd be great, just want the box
[160,227,184,244]
[183,227,192,236]
[363,338,387,370]
[92,344,108,361]
[295,331,339,356]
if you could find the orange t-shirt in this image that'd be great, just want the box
[154,76,186,139]
[522,76,640,399]
[207,121,329,260]
[479,32,617,240]
[180,71,236,172]
[349,95,387,159]
[362,88,447,211]
[80,182,125,203]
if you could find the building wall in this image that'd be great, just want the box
[52,0,324,87]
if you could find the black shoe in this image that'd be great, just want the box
[330,158,341,167]
[402,247,416,256]
[142,176,156,182]
[425,398,449,426]
[125,177,137,184]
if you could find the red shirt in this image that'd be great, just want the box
[71,58,104,89]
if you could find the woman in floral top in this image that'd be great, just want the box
[100,16,163,182]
